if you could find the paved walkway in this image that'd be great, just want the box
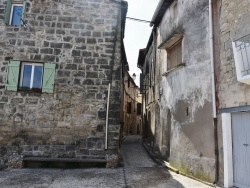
[0,135,212,188]
[121,134,212,188]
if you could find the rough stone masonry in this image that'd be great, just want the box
[0,0,126,169]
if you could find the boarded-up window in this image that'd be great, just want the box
[137,103,142,115]
[166,40,182,70]
[127,102,131,114]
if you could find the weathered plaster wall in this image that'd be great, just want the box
[0,0,123,169]
[155,0,215,182]
[143,44,156,148]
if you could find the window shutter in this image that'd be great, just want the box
[42,63,55,93]
[4,0,12,25]
[21,0,26,25]
[5,61,20,91]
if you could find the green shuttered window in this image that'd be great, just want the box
[4,0,26,26]
[5,61,55,93]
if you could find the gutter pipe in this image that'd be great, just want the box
[105,83,111,150]
[209,0,216,119]
[209,0,219,184]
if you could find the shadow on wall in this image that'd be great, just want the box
[143,108,172,162]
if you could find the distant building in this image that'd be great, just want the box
[122,70,142,136]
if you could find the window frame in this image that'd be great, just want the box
[9,3,23,26]
[19,62,44,92]
[166,38,183,71]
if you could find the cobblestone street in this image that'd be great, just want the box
[0,135,212,188]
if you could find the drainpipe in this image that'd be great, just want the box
[209,0,219,184]
[105,83,111,150]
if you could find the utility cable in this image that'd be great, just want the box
[126,17,151,23]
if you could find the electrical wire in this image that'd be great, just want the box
[126,17,151,23]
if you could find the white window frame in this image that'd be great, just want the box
[19,62,44,89]
[9,3,23,25]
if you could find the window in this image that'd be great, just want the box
[232,34,250,85]
[127,102,131,114]
[19,63,43,92]
[137,103,142,115]
[166,39,182,70]
[5,61,55,93]
[4,0,26,26]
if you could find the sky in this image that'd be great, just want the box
[124,0,159,86]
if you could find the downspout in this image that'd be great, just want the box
[209,0,219,184]
[105,2,121,150]
[105,83,111,150]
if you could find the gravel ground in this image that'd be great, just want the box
[0,135,212,188]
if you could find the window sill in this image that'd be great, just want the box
[162,63,185,77]
[18,87,42,93]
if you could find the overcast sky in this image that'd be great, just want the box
[124,0,159,86]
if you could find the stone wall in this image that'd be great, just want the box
[218,0,250,185]
[0,0,124,169]
[219,0,250,108]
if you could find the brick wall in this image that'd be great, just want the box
[0,0,123,169]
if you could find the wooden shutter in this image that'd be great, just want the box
[5,61,20,91]
[4,0,12,24]
[21,0,26,25]
[42,63,55,93]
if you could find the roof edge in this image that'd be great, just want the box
[150,0,165,27]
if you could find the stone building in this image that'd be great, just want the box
[218,0,250,187]
[122,70,142,136]
[0,0,128,169]
[138,0,217,183]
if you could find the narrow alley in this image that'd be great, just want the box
[121,135,211,188]
[0,135,211,188]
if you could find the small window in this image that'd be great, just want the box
[19,63,43,92]
[10,4,23,25]
[137,103,142,115]
[5,61,55,93]
[127,102,131,114]
[166,39,182,70]
[4,0,26,26]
